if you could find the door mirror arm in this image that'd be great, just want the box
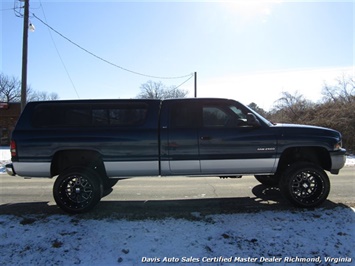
[247,113,261,127]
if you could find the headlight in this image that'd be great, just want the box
[334,141,342,150]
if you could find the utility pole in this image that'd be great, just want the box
[21,0,29,111]
[194,72,197,98]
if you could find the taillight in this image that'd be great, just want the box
[10,140,17,157]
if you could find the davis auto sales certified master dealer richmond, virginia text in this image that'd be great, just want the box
[141,255,352,264]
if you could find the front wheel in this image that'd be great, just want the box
[279,162,330,208]
[53,167,102,214]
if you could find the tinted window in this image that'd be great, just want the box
[92,109,109,125]
[66,108,91,126]
[202,104,250,128]
[170,103,197,128]
[109,108,147,126]
[33,105,66,127]
[33,103,148,127]
[203,107,229,127]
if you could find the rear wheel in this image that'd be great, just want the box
[53,167,102,214]
[279,162,330,208]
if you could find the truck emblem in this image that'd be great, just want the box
[257,147,275,151]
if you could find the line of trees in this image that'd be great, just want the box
[0,73,59,102]
[250,75,355,153]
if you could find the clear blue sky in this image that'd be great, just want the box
[1,0,354,110]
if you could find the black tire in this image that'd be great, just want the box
[255,174,279,187]
[53,167,102,214]
[279,162,330,208]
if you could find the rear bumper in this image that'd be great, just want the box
[5,163,16,176]
[330,148,347,174]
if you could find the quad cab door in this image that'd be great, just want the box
[160,100,200,174]
[161,99,277,176]
[198,100,277,175]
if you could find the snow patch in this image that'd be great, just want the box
[345,155,355,167]
[0,207,354,265]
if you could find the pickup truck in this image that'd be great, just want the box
[6,98,346,213]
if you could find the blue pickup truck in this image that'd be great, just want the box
[6,98,346,213]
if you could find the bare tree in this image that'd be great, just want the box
[28,90,59,101]
[0,73,21,102]
[163,86,188,99]
[319,74,355,152]
[322,74,355,104]
[137,80,188,99]
[265,75,355,152]
[0,72,59,102]
[273,91,314,123]
[137,81,165,99]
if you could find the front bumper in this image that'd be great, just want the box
[330,148,347,174]
[5,163,16,176]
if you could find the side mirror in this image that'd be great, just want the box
[247,113,261,127]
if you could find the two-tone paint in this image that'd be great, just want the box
[7,98,346,178]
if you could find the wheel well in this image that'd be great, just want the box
[51,150,107,178]
[277,147,331,173]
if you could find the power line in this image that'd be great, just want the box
[32,13,193,80]
[38,1,80,98]
[175,74,194,90]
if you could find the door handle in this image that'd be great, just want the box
[200,136,211,140]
